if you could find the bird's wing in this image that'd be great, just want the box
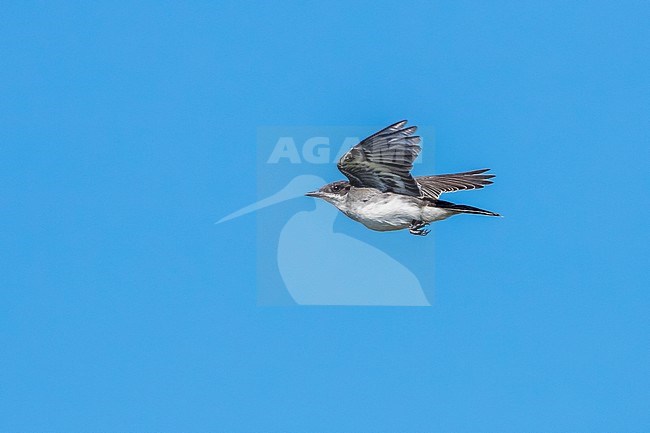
[416,169,495,199]
[337,120,422,196]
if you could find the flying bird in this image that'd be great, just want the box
[306,120,500,236]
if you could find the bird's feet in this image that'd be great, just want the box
[409,220,430,236]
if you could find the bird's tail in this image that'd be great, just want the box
[433,199,501,217]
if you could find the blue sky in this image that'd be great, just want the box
[1,1,649,432]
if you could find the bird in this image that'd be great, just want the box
[305,120,500,236]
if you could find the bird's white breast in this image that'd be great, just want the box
[342,189,421,231]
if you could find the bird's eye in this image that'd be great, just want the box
[332,185,340,191]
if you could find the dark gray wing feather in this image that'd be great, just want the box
[416,169,495,199]
[337,120,422,196]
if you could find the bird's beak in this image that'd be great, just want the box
[305,190,322,198]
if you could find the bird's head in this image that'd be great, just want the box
[305,180,351,205]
